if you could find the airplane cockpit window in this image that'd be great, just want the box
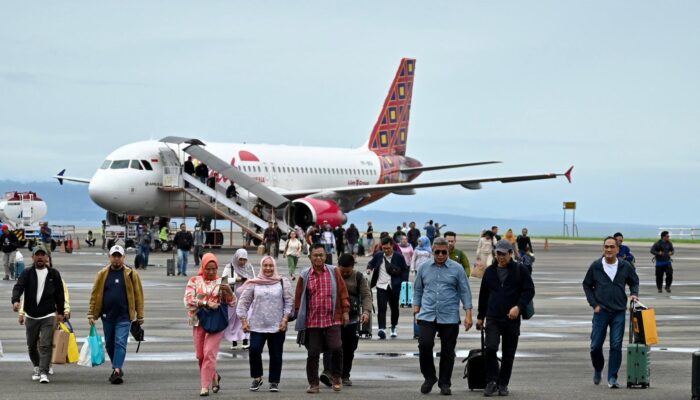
[100,160,112,169]
[110,160,130,169]
[141,160,153,170]
[130,160,143,170]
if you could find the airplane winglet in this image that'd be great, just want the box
[564,166,573,183]
[56,169,65,185]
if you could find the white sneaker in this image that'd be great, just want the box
[390,328,398,338]
[39,374,50,383]
[32,367,40,381]
[48,367,54,375]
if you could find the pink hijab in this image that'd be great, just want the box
[198,253,220,279]
[239,256,282,291]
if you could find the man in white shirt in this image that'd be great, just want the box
[11,247,66,384]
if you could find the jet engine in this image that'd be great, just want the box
[291,198,347,229]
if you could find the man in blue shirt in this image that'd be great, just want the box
[613,232,635,265]
[413,237,473,395]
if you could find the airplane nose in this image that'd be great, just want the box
[88,172,120,211]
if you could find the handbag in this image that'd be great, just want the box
[384,257,402,276]
[64,320,80,363]
[87,325,105,367]
[471,259,486,279]
[196,279,230,333]
[130,321,145,353]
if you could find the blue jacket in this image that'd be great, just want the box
[367,251,409,292]
[477,260,535,320]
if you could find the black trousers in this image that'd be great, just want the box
[485,317,520,387]
[417,320,459,388]
[323,322,360,379]
[655,265,673,290]
[376,287,400,330]
[305,326,342,385]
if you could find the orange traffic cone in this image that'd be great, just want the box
[544,238,550,251]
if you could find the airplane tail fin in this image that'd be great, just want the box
[366,58,416,156]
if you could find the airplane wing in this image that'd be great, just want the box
[278,166,573,199]
[54,169,90,185]
[399,161,501,173]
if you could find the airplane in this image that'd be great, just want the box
[55,58,572,230]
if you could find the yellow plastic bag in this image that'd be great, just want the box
[63,321,80,364]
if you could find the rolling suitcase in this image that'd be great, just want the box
[627,300,651,388]
[400,281,413,308]
[463,328,488,390]
[166,258,175,276]
[692,351,700,399]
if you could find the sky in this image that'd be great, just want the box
[1,2,698,226]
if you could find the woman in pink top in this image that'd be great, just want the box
[398,235,414,268]
[184,253,235,396]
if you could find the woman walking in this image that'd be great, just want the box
[222,249,256,350]
[476,230,496,267]
[184,253,235,396]
[411,236,432,274]
[284,231,303,280]
[236,256,293,392]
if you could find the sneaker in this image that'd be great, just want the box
[378,329,386,339]
[342,377,352,386]
[48,367,54,375]
[390,327,398,338]
[498,385,509,396]
[484,381,498,397]
[231,341,238,350]
[608,378,620,389]
[269,383,279,392]
[319,372,332,387]
[306,385,320,394]
[32,367,40,381]
[242,339,250,349]
[420,377,437,394]
[109,369,123,384]
[439,385,452,395]
[249,378,264,391]
[593,370,602,385]
[39,374,49,383]
[658,289,662,293]
[665,287,671,293]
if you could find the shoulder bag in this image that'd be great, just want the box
[384,256,402,277]
[196,278,230,333]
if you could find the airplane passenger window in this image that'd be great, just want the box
[272,166,276,172]
[141,160,153,170]
[130,160,143,170]
[257,166,261,172]
[100,160,112,169]
[110,160,130,169]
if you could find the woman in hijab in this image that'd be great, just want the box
[236,256,293,392]
[222,249,256,350]
[184,253,235,396]
[411,236,432,274]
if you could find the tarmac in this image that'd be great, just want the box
[1,239,699,400]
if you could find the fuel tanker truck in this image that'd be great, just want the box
[0,191,56,249]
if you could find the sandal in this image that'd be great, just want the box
[200,388,209,396]
[212,373,221,393]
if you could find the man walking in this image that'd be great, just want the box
[407,221,421,249]
[367,237,409,339]
[2,224,19,280]
[39,222,52,259]
[516,228,532,258]
[137,224,152,269]
[414,237,473,395]
[11,247,66,383]
[444,231,471,277]
[583,237,639,389]
[650,230,674,293]
[614,232,635,265]
[263,222,280,258]
[295,244,350,393]
[477,240,535,397]
[173,223,194,276]
[88,245,145,384]
[193,224,205,267]
[321,254,372,387]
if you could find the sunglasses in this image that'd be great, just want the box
[433,250,448,255]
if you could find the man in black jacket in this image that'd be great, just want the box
[11,247,65,383]
[367,237,409,339]
[583,236,639,389]
[2,224,19,280]
[477,240,535,397]
[173,223,194,276]
[650,230,674,293]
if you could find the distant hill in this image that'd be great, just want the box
[0,180,667,238]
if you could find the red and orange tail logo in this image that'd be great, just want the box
[367,58,416,156]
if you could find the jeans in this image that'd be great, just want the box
[265,241,278,258]
[178,249,189,274]
[25,316,55,374]
[376,287,400,330]
[249,331,286,383]
[102,319,131,369]
[590,309,625,381]
[193,245,203,267]
[485,317,521,386]
[417,320,459,388]
[305,325,342,385]
[139,244,150,268]
[3,251,16,279]
[655,265,673,290]
[323,322,360,379]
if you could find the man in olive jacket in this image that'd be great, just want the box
[88,245,145,385]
